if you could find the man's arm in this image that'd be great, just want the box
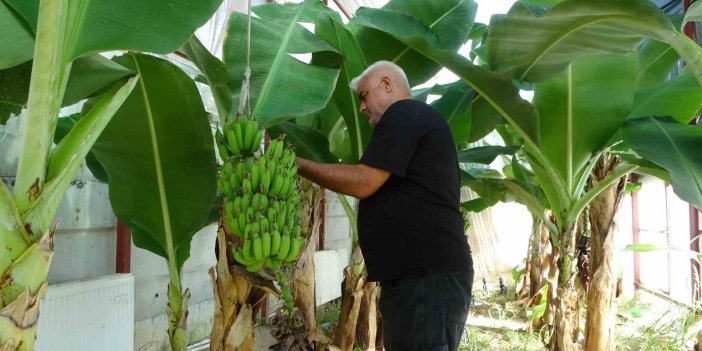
[296,158,391,199]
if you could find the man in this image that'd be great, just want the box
[296,61,473,351]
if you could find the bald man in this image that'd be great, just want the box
[296,61,473,351]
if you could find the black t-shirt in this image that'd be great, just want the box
[358,99,473,282]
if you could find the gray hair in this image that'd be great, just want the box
[349,61,411,93]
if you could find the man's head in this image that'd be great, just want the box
[350,61,411,126]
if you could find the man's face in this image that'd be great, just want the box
[357,74,390,126]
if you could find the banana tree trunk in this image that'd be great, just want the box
[584,156,626,351]
[0,228,54,351]
[355,281,378,351]
[550,226,580,351]
[333,254,367,351]
[290,181,326,344]
[209,227,271,351]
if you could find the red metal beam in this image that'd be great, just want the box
[116,220,132,273]
[684,0,698,42]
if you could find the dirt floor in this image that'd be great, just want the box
[463,285,702,351]
[251,285,702,351]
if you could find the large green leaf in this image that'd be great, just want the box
[486,0,702,84]
[534,54,636,193]
[182,36,233,121]
[464,177,547,220]
[224,0,340,128]
[0,1,34,69]
[53,114,108,182]
[268,122,338,164]
[431,80,474,147]
[91,54,217,268]
[631,73,702,124]
[623,116,702,210]
[0,60,31,124]
[352,0,477,86]
[635,39,681,89]
[457,146,519,164]
[314,13,371,162]
[0,55,134,112]
[5,0,222,61]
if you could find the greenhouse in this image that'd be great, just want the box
[0,0,701,350]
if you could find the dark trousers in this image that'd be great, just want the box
[379,271,474,351]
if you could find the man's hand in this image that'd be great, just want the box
[296,158,390,199]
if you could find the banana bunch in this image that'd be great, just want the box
[215,116,263,160]
[216,125,304,273]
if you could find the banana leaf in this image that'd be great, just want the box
[430,80,474,147]
[0,55,134,125]
[457,146,520,164]
[534,54,636,195]
[0,0,34,69]
[314,13,371,162]
[268,122,338,164]
[90,54,217,269]
[352,0,477,86]
[54,114,108,182]
[5,0,222,61]
[487,0,702,85]
[630,73,702,124]
[224,0,340,128]
[182,36,232,121]
[623,116,702,210]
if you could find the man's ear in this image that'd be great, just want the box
[380,76,392,92]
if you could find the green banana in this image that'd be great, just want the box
[253,235,263,261]
[243,177,252,194]
[252,129,263,153]
[280,177,290,200]
[243,119,254,153]
[251,161,261,191]
[239,216,247,237]
[260,194,269,212]
[261,168,271,194]
[278,234,291,260]
[233,121,245,152]
[243,222,252,239]
[242,239,254,261]
[222,181,233,198]
[233,196,242,213]
[262,231,271,258]
[229,173,241,192]
[241,194,251,212]
[284,237,304,263]
[246,259,265,272]
[271,229,281,256]
[218,145,230,160]
[270,174,284,196]
[233,247,256,266]
[277,208,286,230]
[251,193,261,210]
[267,140,278,160]
[226,129,241,156]
[273,139,284,161]
[223,162,234,176]
[265,257,281,270]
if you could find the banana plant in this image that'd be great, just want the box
[0,0,220,349]
[85,53,217,351]
[183,1,343,348]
